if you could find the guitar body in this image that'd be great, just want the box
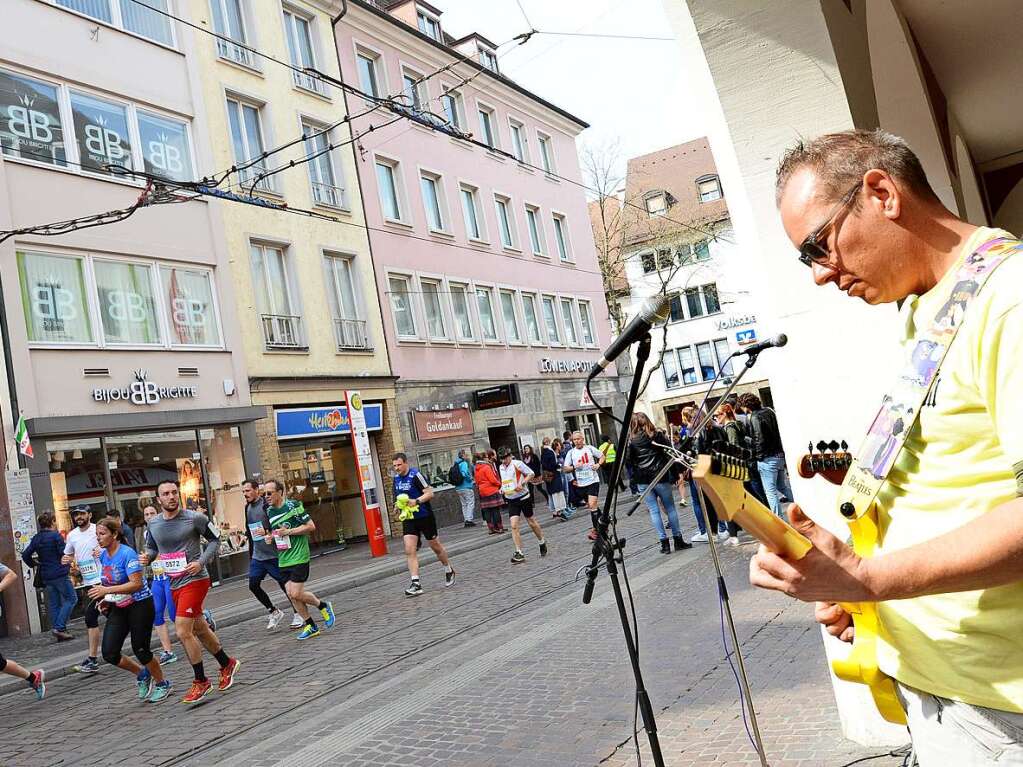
[696,451,907,725]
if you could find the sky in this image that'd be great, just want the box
[434,0,709,185]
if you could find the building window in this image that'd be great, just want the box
[94,260,161,345]
[440,86,464,130]
[578,300,595,346]
[521,293,542,345]
[552,214,571,262]
[678,346,697,384]
[696,341,716,380]
[388,275,417,338]
[693,240,711,260]
[655,248,673,270]
[685,287,704,318]
[560,298,579,346]
[210,0,257,68]
[226,97,272,192]
[525,205,545,256]
[537,132,555,174]
[663,350,680,389]
[58,0,174,47]
[509,119,528,162]
[284,9,326,95]
[460,183,485,241]
[420,171,446,232]
[159,265,221,346]
[0,69,67,167]
[666,294,683,323]
[475,286,499,341]
[499,290,522,344]
[714,338,734,376]
[697,174,722,202]
[416,8,441,41]
[541,295,561,344]
[375,158,404,222]
[401,67,428,112]
[137,110,193,183]
[703,284,721,314]
[18,251,93,343]
[324,254,368,350]
[479,48,499,72]
[356,50,381,99]
[494,194,515,249]
[640,252,656,274]
[250,243,303,349]
[645,192,667,216]
[477,105,497,148]
[449,283,476,341]
[420,278,449,340]
[70,91,134,176]
[303,121,344,208]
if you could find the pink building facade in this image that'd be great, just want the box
[335,0,623,510]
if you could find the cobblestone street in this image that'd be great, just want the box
[0,503,907,767]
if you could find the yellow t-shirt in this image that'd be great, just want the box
[875,226,1023,713]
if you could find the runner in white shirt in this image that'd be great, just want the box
[562,432,605,540]
[498,447,548,564]
[61,507,102,674]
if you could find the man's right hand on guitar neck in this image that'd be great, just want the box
[815,602,854,643]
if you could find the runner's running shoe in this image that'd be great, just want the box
[539,541,548,558]
[148,681,172,704]
[29,669,44,701]
[182,679,214,704]
[158,651,178,665]
[511,551,526,564]
[444,569,456,588]
[218,658,241,691]
[319,602,336,629]
[290,613,304,629]
[267,608,285,630]
[137,669,153,700]
[297,624,320,640]
[404,579,423,597]
[74,658,100,674]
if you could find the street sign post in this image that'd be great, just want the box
[344,391,387,557]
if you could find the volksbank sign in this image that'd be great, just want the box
[93,370,197,406]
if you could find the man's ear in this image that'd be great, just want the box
[863,169,901,220]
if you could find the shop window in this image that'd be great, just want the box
[417,445,475,489]
[159,265,222,346]
[106,431,206,525]
[94,260,161,345]
[279,441,364,545]
[47,437,106,533]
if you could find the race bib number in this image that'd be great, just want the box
[150,558,165,576]
[574,465,596,485]
[104,593,134,607]
[77,558,101,586]
[248,521,270,542]
[273,533,292,551]
[157,551,188,576]
[501,477,516,495]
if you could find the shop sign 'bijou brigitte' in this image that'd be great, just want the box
[92,370,197,405]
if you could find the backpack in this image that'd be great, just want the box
[447,460,464,486]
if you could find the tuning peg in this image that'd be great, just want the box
[828,440,840,452]
[808,442,814,454]
[840,440,849,451]
[816,440,827,453]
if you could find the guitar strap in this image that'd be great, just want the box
[838,236,1023,527]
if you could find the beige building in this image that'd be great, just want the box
[186,0,402,542]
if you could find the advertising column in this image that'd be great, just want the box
[344,391,387,557]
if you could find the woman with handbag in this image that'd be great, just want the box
[624,413,691,553]
[542,438,570,519]
[22,512,77,641]
[521,445,547,508]
[474,452,506,534]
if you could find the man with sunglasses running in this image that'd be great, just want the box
[752,129,1023,763]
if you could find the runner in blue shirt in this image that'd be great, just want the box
[392,452,455,597]
[89,516,171,704]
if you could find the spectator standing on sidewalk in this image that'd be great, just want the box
[541,438,569,519]
[0,562,46,700]
[738,393,794,517]
[520,445,547,508]
[474,451,505,534]
[624,413,691,554]
[242,479,293,630]
[598,434,627,493]
[452,449,477,528]
[22,512,76,642]
[678,406,728,543]
[498,447,548,564]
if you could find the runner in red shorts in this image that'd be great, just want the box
[141,480,240,704]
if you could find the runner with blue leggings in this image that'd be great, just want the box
[143,504,178,664]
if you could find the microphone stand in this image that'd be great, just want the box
[582,332,665,767]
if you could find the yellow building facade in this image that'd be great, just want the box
[188,0,401,543]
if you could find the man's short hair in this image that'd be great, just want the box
[498,447,513,459]
[392,452,408,463]
[242,478,259,491]
[265,479,284,494]
[738,393,763,411]
[156,479,178,494]
[775,128,937,207]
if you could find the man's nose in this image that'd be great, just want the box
[812,260,839,287]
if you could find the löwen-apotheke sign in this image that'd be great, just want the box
[538,358,597,375]
[93,370,197,406]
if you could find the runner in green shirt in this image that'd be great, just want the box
[265,479,335,640]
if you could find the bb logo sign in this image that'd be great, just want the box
[93,370,197,406]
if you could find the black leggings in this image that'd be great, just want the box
[102,598,155,667]
[84,596,101,629]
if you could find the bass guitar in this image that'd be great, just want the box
[694,445,906,724]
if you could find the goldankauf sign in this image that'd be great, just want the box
[93,370,197,405]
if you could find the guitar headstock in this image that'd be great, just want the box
[797,439,851,485]
[705,442,754,483]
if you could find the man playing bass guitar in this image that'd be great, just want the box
[753,129,1023,764]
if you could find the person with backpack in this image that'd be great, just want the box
[474,451,505,534]
[449,449,477,527]
[22,512,77,642]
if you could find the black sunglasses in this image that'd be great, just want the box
[798,182,862,267]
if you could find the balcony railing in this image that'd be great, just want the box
[292,70,328,96]
[311,181,344,208]
[261,314,305,350]
[216,38,259,70]
[333,318,370,351]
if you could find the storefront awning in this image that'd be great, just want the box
[276,403,383,440]
[27,405,268,437]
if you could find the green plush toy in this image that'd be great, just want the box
[396,493,419,521]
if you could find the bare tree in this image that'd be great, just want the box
[582,139,628,334]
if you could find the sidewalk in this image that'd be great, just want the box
[0,496,619,696]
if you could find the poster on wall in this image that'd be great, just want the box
[176,458,202,511]
[5,469,36,557]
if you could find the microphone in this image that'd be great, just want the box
[589,295,671,377]
[737,333,787,356]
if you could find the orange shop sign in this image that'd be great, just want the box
[412,408,475,441]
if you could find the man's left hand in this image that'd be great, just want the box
[183,562,202,576]
[749,505,878,603]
